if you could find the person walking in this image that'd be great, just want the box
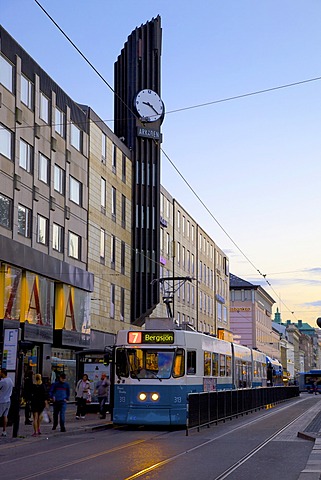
[49,373,70,432]
[30,374,48,436]
[75,374,91,419]
[0,368,14,437]
[95,373,110,419]
[23,369,33,425]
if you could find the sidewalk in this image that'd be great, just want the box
[0,405,112,443]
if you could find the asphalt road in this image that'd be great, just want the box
[0,394,319,480]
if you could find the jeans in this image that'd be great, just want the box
[98,396,107,417]
[53,400,67,428]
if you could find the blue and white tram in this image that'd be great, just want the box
[113,328,267,426]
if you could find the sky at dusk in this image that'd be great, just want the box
[2,0,321,326]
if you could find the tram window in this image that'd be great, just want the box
[187,350,196,375]
[204,351,211,376]
[212,353,219,376]
[116,348,129,378]
[226,355,232,376]
[220,354,226,376]
[173,349,185,378]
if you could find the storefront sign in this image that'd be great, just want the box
[2,328,19,370]
[23,323,53,343]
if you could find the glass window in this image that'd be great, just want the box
[54,164,65,194]
[120,288,125,321]
[39,153,49,184]
[0,194,12,229]
[21,75,33,109]
[69,176,81,205]
[101,133,106,161]
[0,125,13,160]
[112,144,117,172]
[111,186,116,218]
[55,107,64,137]
[71,122,81,151]
[110,283,115,318]
[40,92,49,123]
[111,234,115,268]
[0,55,13,91]
[121,194,126,228]
[212,353,219,376]
[100,228,105,259]
[173,349,185,378]
[53,223,64,252]
[101,177,106,208]
[187,350,196,375]
[19,139,33,172]
[37,215,48,245]
[121,241,125,274]
[204,351,211,376]
[68,231,81,259]
[220,354,226,376]
[18,204,32,237]
[122,154,126,182]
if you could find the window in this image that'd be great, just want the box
[212,353,219,376]
[55,107,64,137]
[54,165,65,194]
[110,284,115,319]
[204,351,211,376]
[21,75,33,109]
[112,144,117,172]
[0,125,13,160]
[39,92,49,123]
[111,234,115,268]
[111,187,116,219]
[101,133,106,162]
[100,228,105,259]
[122,154,126,182]
[187,351,196,375]
[53,223,64,252]
[121,195,126,228]
[18,204,32,237]
[39,153,49,184]
[0,55,13,91]
[37,215,48,245]
[69,176,82,205]
[121,241,125,274]
[120,288,125,321]
[70,122,81,151]
[0,194,12,229]
[19,139,33,172]
[101,177,106,209]
[68,231,81,259]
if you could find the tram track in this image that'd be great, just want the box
[2,396,315,480]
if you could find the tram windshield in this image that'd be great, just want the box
[116,348,185,380]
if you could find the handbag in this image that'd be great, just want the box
[42,410,50,423]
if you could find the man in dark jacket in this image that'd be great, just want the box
[49,373,70,432]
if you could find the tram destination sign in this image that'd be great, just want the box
[128,331,174,345]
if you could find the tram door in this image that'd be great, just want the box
[76,350,111,406]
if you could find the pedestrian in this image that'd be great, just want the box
[95,373,110,419]
[23,369,34,425]
[31,374,48,436]
[0,368,14,437]
[49,372,70,432]
[75,374,91,419]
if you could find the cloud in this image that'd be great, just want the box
[302,300,321,308]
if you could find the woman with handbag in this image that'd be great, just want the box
[75,374,91,419]
[30,374,48,436]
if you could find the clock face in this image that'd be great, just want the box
[134,89,164,122]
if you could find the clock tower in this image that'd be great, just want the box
[114,17,163,325]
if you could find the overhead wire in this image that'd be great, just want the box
[32,0,315,320]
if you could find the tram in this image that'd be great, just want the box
[112,326,268,426]
[299,370,321,393]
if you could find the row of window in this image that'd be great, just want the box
[100,231,126,275]
[0,193,82,258]
[176,210,195,241]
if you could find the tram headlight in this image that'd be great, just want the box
[138,392,147,401]
[151,392,159,402]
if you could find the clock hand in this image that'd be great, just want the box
[142,101,160,116]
